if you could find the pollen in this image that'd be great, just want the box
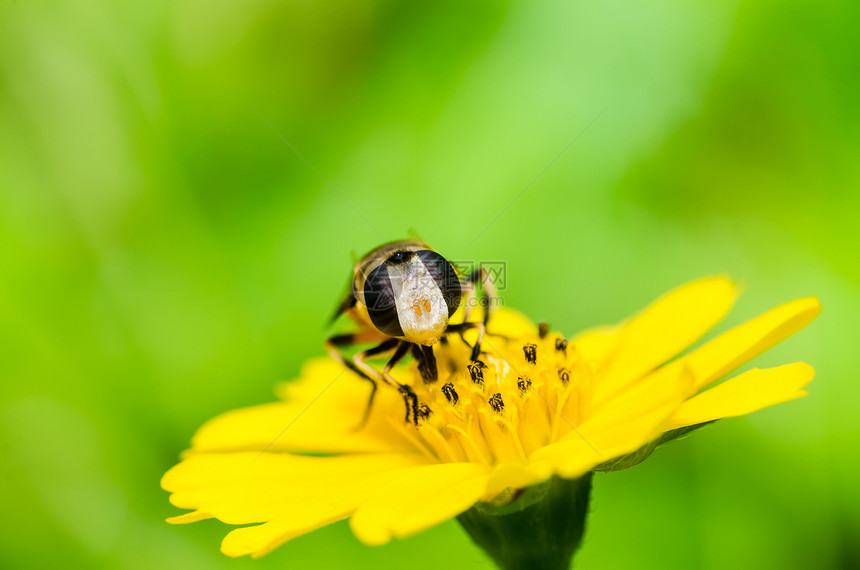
[441,382,459,404]
[523,343,537,364]
[387,328,588,467]
[517,375,532,393]
[467,360,486,385]
[558,368,571,386]
[488,393,505,414]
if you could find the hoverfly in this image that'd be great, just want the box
[327,240,497,425]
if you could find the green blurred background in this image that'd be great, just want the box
[1,0,857,568]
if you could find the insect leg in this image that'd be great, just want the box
[326,335,399,429]
[380,342,419,424]
[325,334,387,383]
[329,336,422,426]
[464,267,498,327]
[461,273,478,323]
[460,267,514,344]
[456,271,482,351]
[447,321,486,361]
[410,344,438,383]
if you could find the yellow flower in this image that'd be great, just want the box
[161,276,820,559]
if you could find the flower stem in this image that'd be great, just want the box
[457,473,593,570]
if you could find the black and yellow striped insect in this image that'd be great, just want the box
[327,240,496,425]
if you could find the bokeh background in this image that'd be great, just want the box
[1,0,858,568]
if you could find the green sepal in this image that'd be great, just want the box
[474,478,552,516]
[457,473,593,570]
[593,421,715,472]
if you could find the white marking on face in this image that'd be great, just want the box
[387,256,448,345]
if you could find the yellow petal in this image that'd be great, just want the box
[188,358,414,455]
[162,451,428,522]
[570,325,620,364]
[162,451,430,557]
[673,297,821,391]
[486,307,538,336]
[531,366,690,477]
[595,276,737,402]
[222,512,343,559]
[166,510,210,524]
[349,462,489,545]
[667,362,814,430]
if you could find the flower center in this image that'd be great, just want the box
[387,329,594,466]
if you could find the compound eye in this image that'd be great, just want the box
[415,250,462,317]
[364,264,404,337]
